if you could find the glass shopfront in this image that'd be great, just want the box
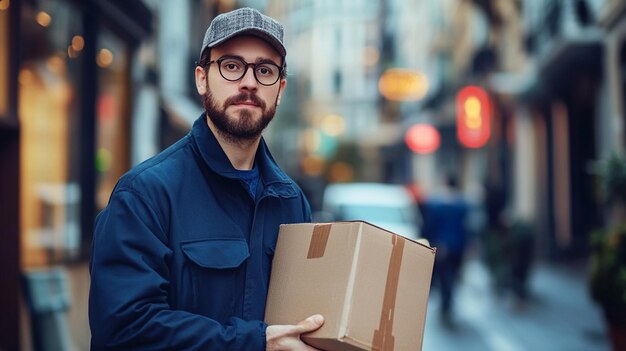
[96,27,131,210]
[19,0,84,267]
[19,0,132,268]
[7,1,152,348]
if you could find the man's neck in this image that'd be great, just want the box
[206,118,260,171]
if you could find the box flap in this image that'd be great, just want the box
[336,220,435,251]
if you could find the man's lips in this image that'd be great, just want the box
[232,101,260,107]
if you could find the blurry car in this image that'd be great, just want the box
[315,182,422,240]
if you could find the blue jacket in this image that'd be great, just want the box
[89,114,311,350]
[422,194,469,255]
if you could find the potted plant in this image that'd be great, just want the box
[590,225,626,348]
[589,153,626,350]
[603,152,626,222]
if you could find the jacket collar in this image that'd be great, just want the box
[191,113,297,198]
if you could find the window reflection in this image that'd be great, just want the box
[96,27,129,210]
[19,0,132,267]
[19,0,82,267]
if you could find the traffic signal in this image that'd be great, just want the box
[456,86,491,148]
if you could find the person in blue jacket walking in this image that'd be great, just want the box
[421,173,470,327]
[89,8,324,350]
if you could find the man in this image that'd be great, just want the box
[421,174,470,327]
[89,8,323,350]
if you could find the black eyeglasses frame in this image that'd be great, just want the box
[207,56,283,86]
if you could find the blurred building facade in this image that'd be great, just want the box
[0,0,157,349]
[517,0,605,258]
[474,0,616,261]
[265,1,383,187]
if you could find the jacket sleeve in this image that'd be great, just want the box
[89,188,266,350]
[293,183,312,223]
[302,195,312,223]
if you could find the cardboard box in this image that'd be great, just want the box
[265,221,436,351]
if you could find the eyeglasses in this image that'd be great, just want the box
[208,56,283,86]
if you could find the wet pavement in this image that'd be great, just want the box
[422,258,611,351]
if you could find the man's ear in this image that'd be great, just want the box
[195,66,208,95]
[276,78,287,106]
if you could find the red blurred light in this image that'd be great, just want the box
[405,124,440,154]
[457,86,491,148]
[97,93,116,122]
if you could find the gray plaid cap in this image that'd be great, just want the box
[200,7,286,59]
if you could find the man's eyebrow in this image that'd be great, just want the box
[256,58,280,66]
[218,54,244,61]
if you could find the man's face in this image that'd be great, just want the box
[195,35,286,143]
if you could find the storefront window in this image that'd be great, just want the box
[0,0,9,118]
[19,0,136,267]
[19,0,83,267]
[96,27,130,209]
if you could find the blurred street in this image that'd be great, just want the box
[423,256,610,351]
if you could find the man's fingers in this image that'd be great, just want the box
[296,314,324,333]
[266,316,324,351]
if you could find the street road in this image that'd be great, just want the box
[422,258,610,351]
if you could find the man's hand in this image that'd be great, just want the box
[266,314,324,351]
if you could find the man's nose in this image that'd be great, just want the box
[239,66,258,90]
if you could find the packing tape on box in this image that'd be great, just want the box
[372,234,405,351]
[307,224,332,259]
[305,223,406,350]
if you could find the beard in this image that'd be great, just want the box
[203,84,277,144]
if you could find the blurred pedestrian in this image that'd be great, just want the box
[507,220,534,305]
[422,174,470,326]
[480,180,509,295]
[89,8,323,350]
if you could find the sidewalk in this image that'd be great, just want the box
[422,258,611,351]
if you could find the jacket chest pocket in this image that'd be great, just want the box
[180,238,249,319]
